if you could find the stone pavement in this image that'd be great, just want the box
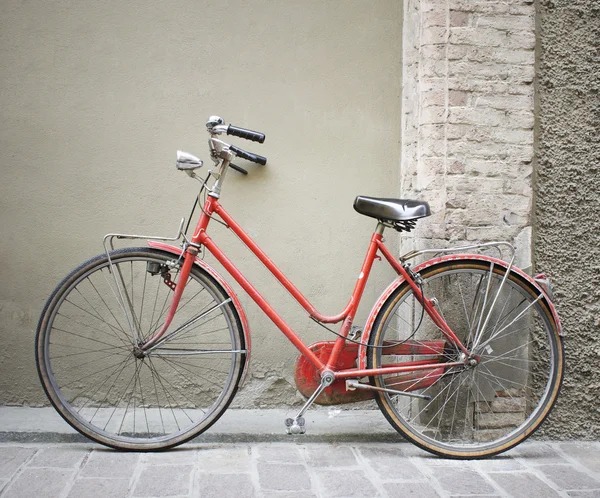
[0,409,599,497]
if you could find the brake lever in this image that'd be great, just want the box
[229,163,248,175]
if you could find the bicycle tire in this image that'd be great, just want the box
[36,247,246,450]
[367,258,563,459]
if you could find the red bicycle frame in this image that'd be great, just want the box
[142,194,468,378]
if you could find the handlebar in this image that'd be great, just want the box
[227,124,265,144]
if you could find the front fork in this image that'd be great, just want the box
[141,244,199,350]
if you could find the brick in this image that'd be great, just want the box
[463,160,506,177]
[449,62,535,82]
[477,15,535,31]
[448,44,468,60]
[466,47,535,65]
[490,128,534,145]
[448,108,507,126]
[422,44,447,60]
[419,124,445,142]
[449,90,469,106]
[421,90,446,107]
[422,27,448,45]
[422,58,447,78]
[422,137,446,157]
[475,94,533,110]
[509,4,536,15]
[450,10,470,27]
[423,10,447,27]
[450,27,507,46]
[421,106,447,124]
[476,411,525,429]
[490,396,527,412]
[448,1,510,14]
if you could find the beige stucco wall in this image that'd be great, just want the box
[0,1,402,405]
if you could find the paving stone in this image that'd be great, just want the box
[560,443,600,474]
[511,442,568,465]
[315,469,379,497]
[257,444,304,463]
[198,446,251,473]
[262,492,317,498]
[305,445,358,468]
[567,491,600,497]
[29,447,87,469]
[257,463,311,491]
[2,468,73,498]
[0,479,8,492]
[358,446,425,479]
[133,464,193,496]
[488,472,561,497]
[197,473,255,497]
[80,451,140,478]
[538,464,600,490]
[144,448,197,465]
[384,481,441,497]
[0,447,35,478]
[475,456,524,472]
[67,478,130,498]
[432,467,496,495]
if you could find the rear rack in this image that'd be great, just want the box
[400,241,516,266]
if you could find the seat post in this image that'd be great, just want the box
[375,222,386,235]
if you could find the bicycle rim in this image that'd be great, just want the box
[36,248,245,450]
[368,260,563,458]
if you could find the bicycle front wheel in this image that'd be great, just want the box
[368,258,563,459]
[36,248,246,450]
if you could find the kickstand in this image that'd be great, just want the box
[285,371,333,435]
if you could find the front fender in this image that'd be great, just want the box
[147,241,252,386]
[357,254,563,370]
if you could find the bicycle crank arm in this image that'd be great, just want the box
[345,380,432,400]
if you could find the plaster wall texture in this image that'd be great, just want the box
[534,0,600,439]
[0,0,402,406]
[400,0,536,271]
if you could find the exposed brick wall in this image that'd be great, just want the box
[401,0,536,268]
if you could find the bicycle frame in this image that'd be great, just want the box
[141,193,468,379]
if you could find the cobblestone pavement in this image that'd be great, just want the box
[0,441,599,497]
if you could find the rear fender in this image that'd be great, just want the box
[147,241,251,385]
[357,254,563,370]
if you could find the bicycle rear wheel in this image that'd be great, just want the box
[368,259,563,459]
[36,247,246,450]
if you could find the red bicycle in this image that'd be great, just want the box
[36,116,564,458]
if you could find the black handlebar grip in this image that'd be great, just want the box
[227,124,265,144]
[229,145,267,165]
